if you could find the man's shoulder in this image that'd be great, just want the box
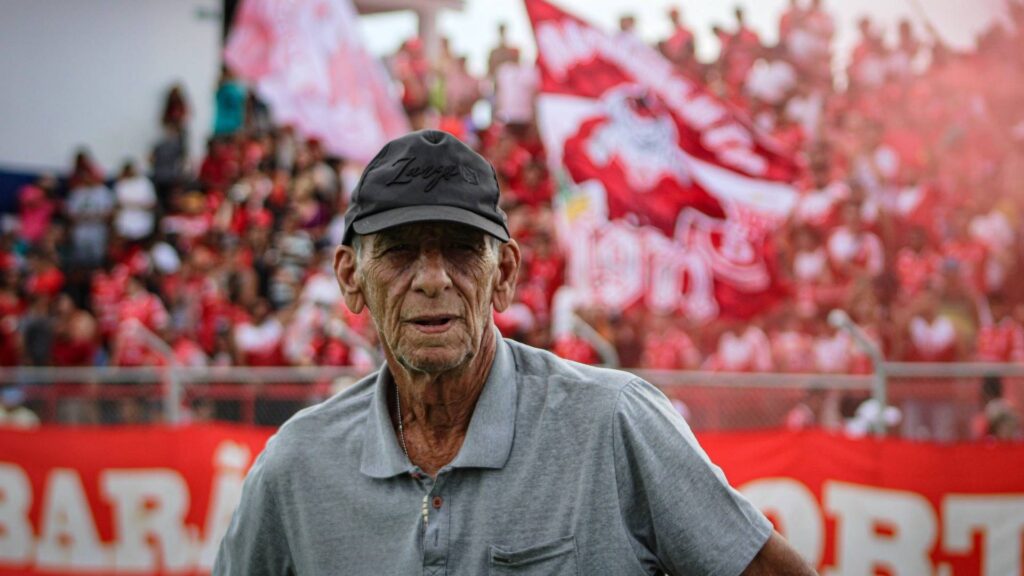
[261,370,379,465]
[506,338,639,395]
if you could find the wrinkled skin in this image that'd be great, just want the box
[335,222,518,375]
[334,221,520,475]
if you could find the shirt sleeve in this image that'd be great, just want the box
[612,378,772,576]
[213,437,294,576]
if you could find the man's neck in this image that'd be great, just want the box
[388,330,499,475]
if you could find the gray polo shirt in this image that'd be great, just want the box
[214,338,771,575]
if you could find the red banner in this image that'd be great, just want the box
[526,0,800,321]
[224,0,409,163]
[701,431,1024,576]
[1,427,1022,575]
[0,426,270,576]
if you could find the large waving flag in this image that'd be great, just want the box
[224,0,409,163]
[526,0,800,321]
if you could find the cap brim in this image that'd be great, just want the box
[351,205,510,242]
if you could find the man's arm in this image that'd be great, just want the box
[613,379,781,576]
[741,531,818,575]
[213,440,294,575]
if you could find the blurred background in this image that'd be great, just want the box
[0,0,1020,436]
[0,0,1023,573]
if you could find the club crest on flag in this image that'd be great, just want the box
[527,0,800,321]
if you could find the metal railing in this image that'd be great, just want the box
[0,365,365,426]
[3,362,1018,437]
[2,313,1020,436]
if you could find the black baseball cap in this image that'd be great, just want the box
[341,130,510,245]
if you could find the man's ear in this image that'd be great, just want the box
[492,239,521,313]
[334,244,365,313]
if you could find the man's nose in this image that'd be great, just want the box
[410,248,453,296]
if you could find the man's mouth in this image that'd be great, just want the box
[408,315,456,333]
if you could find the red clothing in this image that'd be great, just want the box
[721,27,761,91]
[895,248,939,298]
[553,335,600,365]
[112,291,170,367]
[976,319,1024,362]
[120,292,169,332]
[199,148,239,189]
[507,176,554,207]
[664,26,695,64]
[0,315,19,366]
[25,267,65,297]
[52,338,97,367]
[943,240,988,294]
[18,185,55,244]
[704,328,772,372]
[90,267,131,338]
[234,319,285,366]
[771,330,815,373]
[641,329,700,370]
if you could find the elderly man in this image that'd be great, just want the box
[215,130,815,575]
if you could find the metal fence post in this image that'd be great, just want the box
[121,319,183,424]
[829,310,889,436]
[166,366,183,425]
[573,314,620,368]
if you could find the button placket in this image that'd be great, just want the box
[421,472,451,575]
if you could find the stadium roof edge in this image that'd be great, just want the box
[354,0,463,15]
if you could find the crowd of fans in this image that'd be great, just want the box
[3,1,1023,423]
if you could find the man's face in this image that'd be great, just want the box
[337,222,518,375]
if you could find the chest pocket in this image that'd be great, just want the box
[489,535,578,575]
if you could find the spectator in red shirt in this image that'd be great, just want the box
[24,250,65,298]
[662,7,697,76]
[18,176,58,246]
[51,294,99,367]
[976,292,1024,363]
[67,148,104,192]
[704,322,773,372]
[233,298,284,366]
[826,201,885,281]
[640,313,702,370]
[719,7,762,101]
[110,275,170,367]
[895,226,940,301]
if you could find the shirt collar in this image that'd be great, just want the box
[360,336,517,479]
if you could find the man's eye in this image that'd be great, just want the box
[448,242,480,254]
[383,244,414,255]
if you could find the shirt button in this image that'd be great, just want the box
[411,472,422,479]
[432,496,443,509]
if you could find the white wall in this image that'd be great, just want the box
[0,0,222,176]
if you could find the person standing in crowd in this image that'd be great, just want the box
[213,65,247,136]
[151,124,188,206]
[486,22,519,82]
[0,388,39,429]
[161,82,190,134]
[113,161,158,243]
[17,175,58,248]
[662,7,696,71]
[972,375,1021,441]
[66,169,115,269]
[20,293,55,366]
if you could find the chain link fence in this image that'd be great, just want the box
[884,363,1024,442]
[0,362,999,434]
[1,362,1021,439]
[1,366,363,427]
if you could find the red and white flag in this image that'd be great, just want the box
[224,0,409,163]
[526,0,800,321]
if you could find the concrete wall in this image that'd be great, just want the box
[0,0,222,177]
